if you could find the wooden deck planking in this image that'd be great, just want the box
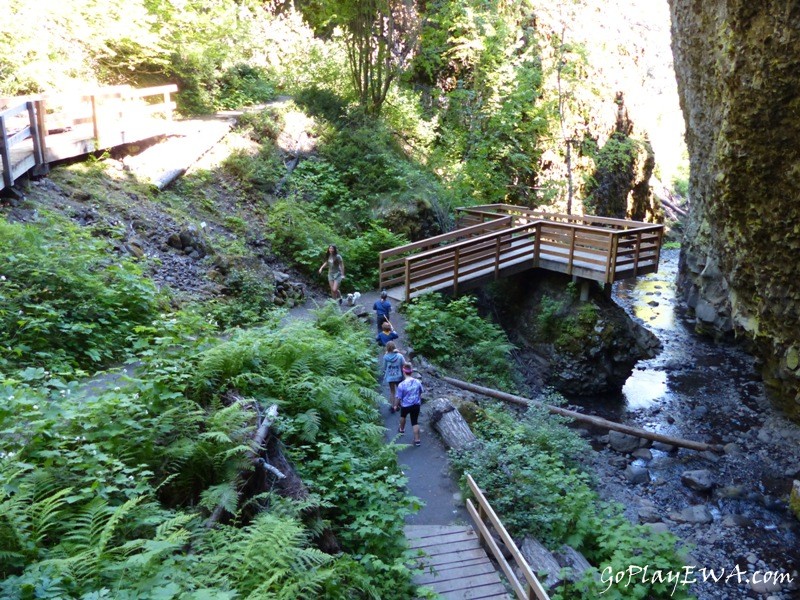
[406,525,511,600]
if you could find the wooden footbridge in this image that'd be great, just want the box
[0,84,177,189]
[408,474,550,599]
[379,204,663,301]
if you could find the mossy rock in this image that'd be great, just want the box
[790,480,800,522]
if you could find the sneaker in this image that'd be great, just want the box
[414,440,421,447]
[338,297,343,305]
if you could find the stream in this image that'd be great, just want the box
[567,248,800,599]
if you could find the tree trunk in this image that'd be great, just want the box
[428,398,477,451]
[443,377,722,453]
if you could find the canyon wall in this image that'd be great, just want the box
[669,1,800,417]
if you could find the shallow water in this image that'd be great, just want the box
[566,248,800,599]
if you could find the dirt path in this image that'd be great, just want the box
[283,289,469,526]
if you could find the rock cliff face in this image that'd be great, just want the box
[483,272,661,396]
[669,1,800,417]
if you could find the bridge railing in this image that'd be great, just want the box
[457,203,653,231]
[378,216,513,291]
[0,101,44,187]
[0,84,178,188]
[466,473,551,600]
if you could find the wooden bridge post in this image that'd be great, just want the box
[633,231,642,276]
[453,247,460,296]
[568,227,577,274]
[91,94,100,144]
[404,260,411,301]
[494,237,501,279]
[35,98,48,155]
[0,113,11,188]
[27,101,44,169]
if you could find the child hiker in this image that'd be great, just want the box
[376,320,399,347]
[382,341,405,413]
[396,363,423,446]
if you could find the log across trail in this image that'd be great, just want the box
[443,377,722,453]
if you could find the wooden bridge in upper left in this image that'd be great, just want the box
[0,84,177,189]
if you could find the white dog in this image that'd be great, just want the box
[345,291,361,306]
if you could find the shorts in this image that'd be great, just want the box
[328,272,343,283]
[400,403,421,426]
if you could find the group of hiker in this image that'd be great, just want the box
[374,291,423,447]
[318,246,424,447]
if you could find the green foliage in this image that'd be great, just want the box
[267,200,406,291]
[203,268,277,330]
[288,157,354,210]
[235,107,285,144]
[0,216,160,374]
[221,146,284,193]
[0,306,417,598]
[217,63,275,109]
[294,86,350,123]
[318,119,408,200]
[451,404,691,599]
[297,0,415,114]
[414,0,552,205]
[404,295,516,389]
[583,133,640,216]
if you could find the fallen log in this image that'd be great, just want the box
[428,397,477,450]
[661,195,688,217]
[204,403,279,528]
[443,377,722,453]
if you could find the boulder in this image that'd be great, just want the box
[681,469,715,492]
[624,465,650,485]
[670,505,713,524]
[609,431,640,453]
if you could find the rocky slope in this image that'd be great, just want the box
[669,1,800,418]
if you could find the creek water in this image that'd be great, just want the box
[566,249,800,599]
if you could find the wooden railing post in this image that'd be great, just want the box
[27,101,44,167]
[35,98,47,153]
[608,233,619,283]
[404,259,411,301]
[453,247,460,296]
[633,231,642,276]
[533,223,541,268]
[90,94,100,144]
[0,113,11,188]
[494,236,501,279]
[568,227,577,274]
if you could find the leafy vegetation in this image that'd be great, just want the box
[451,405,692,599]
[404,295,516,390]
[0,216,160,375]
[0,307,418,598]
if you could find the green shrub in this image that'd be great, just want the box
[294,86,349,123]
[267,200,406,291]
[404,295,516,389]
[203,267,277,329]
[0,306,417,598]
[236,106,285,144]
[217,63,275,109]
[452,404,691,599]
[319,120,407,200]
[0,217,160,374]
[221,145,285,193]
